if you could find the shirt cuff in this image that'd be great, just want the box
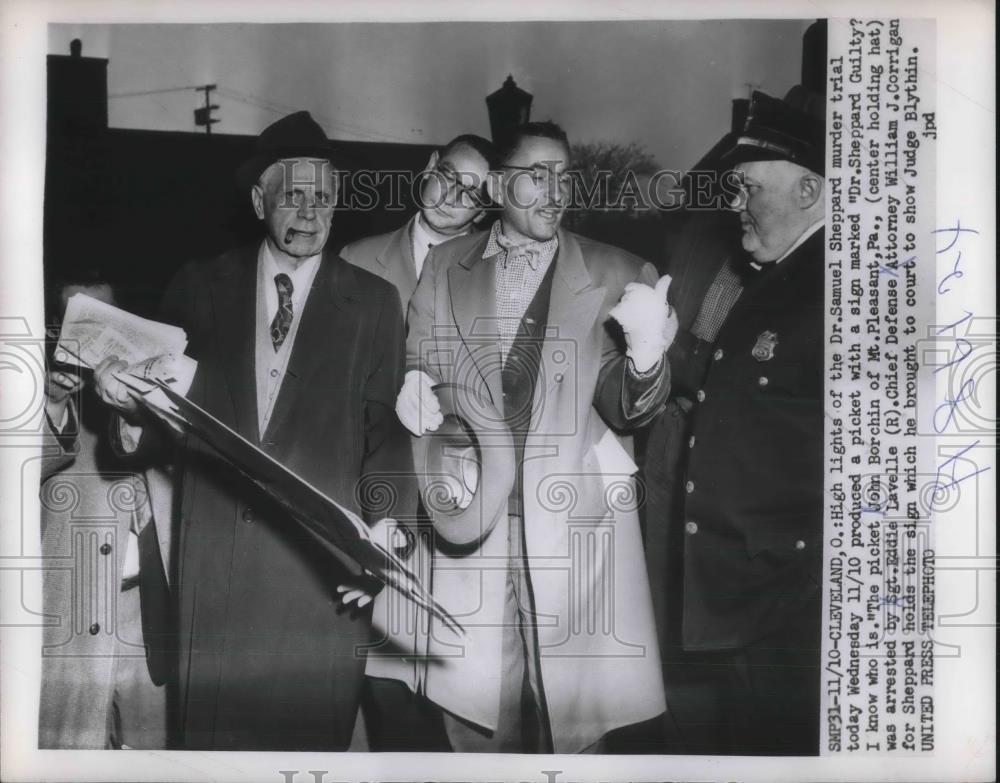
[118,416,144,454]
[49,404,70,434]
[627,354,664,379]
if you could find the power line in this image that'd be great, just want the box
[216,86,415,144]
[108,82,420,145]
[218,87,400,142]
[108,85,203,99]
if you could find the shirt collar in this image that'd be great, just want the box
[483,219,559,269]
[413,212,466,249]
[260,239,322,289]
[750,218,825,270]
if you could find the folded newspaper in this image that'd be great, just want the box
[54,293,196,426]
[53,293,460,633]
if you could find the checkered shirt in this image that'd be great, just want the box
[484,220,558,364]
[690,259,745,342]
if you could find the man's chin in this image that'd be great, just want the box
[279,236,326,258]
[528,222,560,242]
[424,211,467,235]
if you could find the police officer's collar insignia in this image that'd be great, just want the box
[752,330,778,361]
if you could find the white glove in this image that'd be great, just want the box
[608,274,678,373]
[395,370,443,436]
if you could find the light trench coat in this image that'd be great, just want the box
[368,227,668,753]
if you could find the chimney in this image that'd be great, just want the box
[47,38,109,137]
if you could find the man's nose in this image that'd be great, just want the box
[728,189,747,212]
[296,196,318,218]
[549,179,570,206]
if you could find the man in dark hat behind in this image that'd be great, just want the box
[642,90,826,755]
[93,111,415,750]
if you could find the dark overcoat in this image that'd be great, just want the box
[158,243,413,750]
[644,227,825,651]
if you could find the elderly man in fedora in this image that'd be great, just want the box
[643,91,827,755]
[94,111,414,750]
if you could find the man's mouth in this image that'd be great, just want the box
[537,207,562,221]
[284,228,317,244]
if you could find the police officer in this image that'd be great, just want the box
[643,91,826,756]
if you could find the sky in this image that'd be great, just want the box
[49,19,813,171]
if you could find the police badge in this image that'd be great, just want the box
[752,330,778,361]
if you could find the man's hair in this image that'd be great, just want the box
[440,134,497,170]
[45,267,114,319]
[495,121,571,167]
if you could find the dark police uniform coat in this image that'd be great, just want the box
[645,226,825,651]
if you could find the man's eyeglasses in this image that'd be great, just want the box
[499,165,573,189]
[429,165,488,208]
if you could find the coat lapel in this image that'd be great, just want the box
[379,217,418,301]
[542,230,605,395]
[447,234,503,407]
[208,247,259,442]
[260,248,350,448]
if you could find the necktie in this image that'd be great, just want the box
[495,232,543,270]
[270,273,294,351]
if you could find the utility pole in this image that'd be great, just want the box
[194,84,219,134]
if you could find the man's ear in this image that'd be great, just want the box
[423,150,440,175]
[251,184,265,220]
[798,173,823,210]
[485,170,504,207]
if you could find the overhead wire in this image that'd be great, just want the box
[216,86,415,144]
[107,82,419,144]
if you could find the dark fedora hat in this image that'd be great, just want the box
[235,110,348,192]
[412,383,515,548]
[722,90,825,176]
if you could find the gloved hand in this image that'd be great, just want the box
[608,274,678,373]
[395,370,443,436]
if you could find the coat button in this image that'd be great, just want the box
[695,390,706,402]
[713,348,724,361]
[242,507,254,523]
[758,376,769,387]
[795,539,806,550]
[88,623,100,635]
[270,368,279,378]
[684,521,699,535]
[99,543,112,556]
[554,372,564,383]
[688,435,696,448]
[685,480,695,493]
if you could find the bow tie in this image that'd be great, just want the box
[495,232,544,271]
